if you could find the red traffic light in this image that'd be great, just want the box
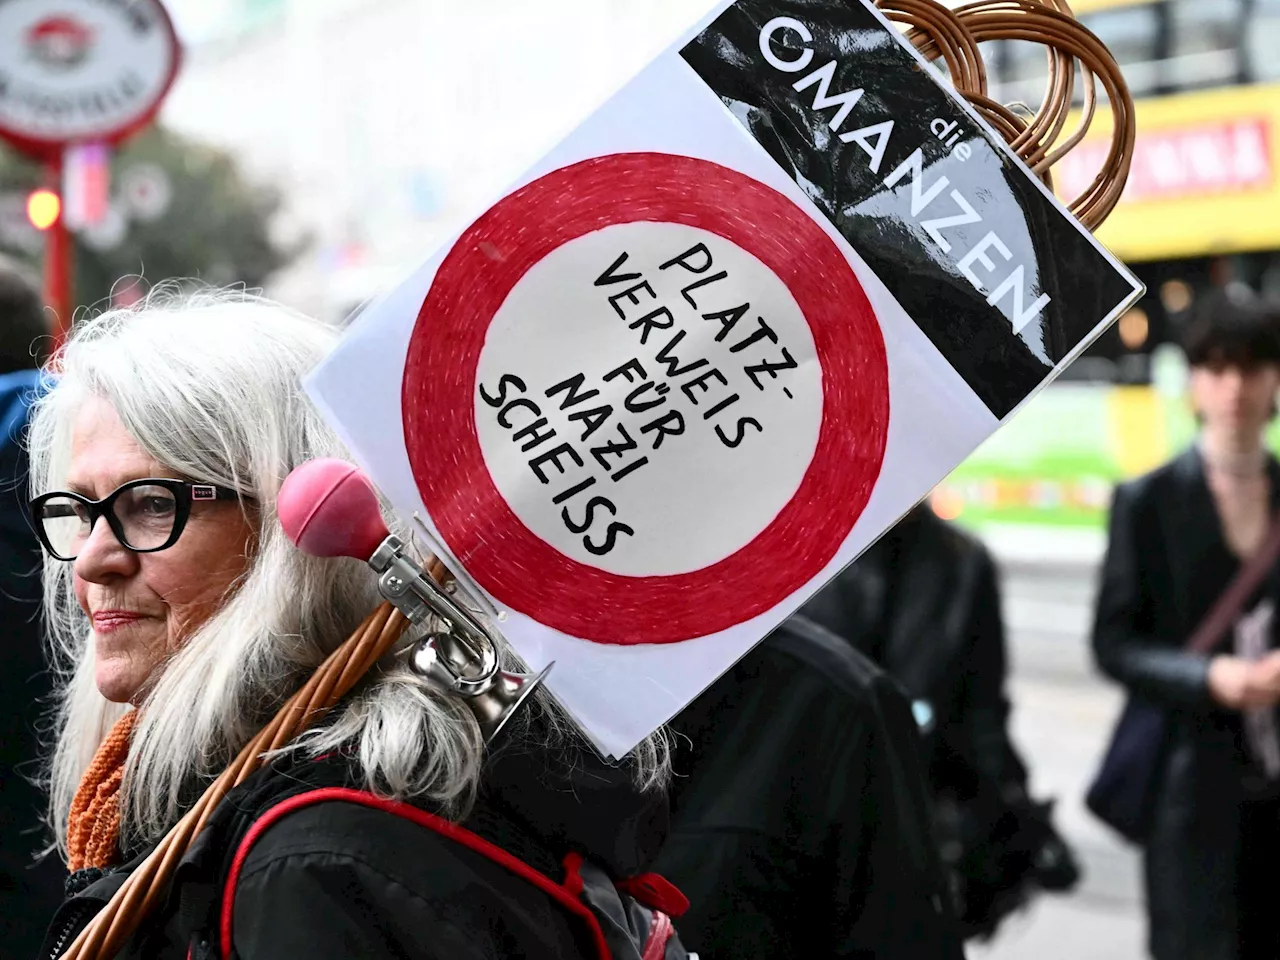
[26,188,61,230]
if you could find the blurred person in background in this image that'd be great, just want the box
[653,615,964,960]
[0,254,60,958]
[1093,292,1280,960]
[802,501,1079,941]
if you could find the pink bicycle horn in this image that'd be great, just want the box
[277,459,550,741]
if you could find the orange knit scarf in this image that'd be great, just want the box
[67,710,137,873]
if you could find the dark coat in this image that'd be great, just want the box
[1092,448,1280,960]
[801,506,1028,800]
[39,735,671,960]
[0,370,63,960]
[801,506,1077,938]
[652,616,964,960]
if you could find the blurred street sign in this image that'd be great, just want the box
[0,0,180,342]
[63,142,110,229]
[121,163,172,222]
[0,0,181,158]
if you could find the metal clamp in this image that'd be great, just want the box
[368,535,550,740]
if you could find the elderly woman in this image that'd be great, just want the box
[32,291,672,960]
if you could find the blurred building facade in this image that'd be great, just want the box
[159,0,708,322]
[988,0,1280,384]
[933,0,1280,531]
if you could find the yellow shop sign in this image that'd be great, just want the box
[1055,84,1280,262]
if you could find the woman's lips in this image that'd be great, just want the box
[92,610,146,633]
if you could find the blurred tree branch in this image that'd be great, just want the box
[0,126,305,313]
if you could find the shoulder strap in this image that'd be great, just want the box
[1187,511,1280,655]
[217,787,614,960]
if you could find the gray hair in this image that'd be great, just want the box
[30,287,668,857]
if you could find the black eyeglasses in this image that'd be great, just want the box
[31,479,243,562]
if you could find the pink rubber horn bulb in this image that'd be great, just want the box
[278,458,390,562]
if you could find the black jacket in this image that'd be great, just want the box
[1092,448,1280,960]
[0,371,63,960]
[801,506,1027,799]
[801,506,1076,938]
[652,617,963,960]
[39,733,671,960]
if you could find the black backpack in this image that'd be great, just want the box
[44,752,692,960]
[208,784,691,960]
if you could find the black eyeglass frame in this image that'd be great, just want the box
[30,478,244,561]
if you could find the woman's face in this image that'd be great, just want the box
[67,397,256,704]
[1190,360,1280,439]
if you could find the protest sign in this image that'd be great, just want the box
[308,0,1143,756]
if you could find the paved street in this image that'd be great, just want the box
[971,529,1148,960]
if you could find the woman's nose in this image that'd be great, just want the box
[73,514,137,582]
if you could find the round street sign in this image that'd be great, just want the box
[402,152,891,645]
[0,0,181,156]
[121,162,172,221]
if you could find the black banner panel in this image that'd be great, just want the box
[682,0,1140,417]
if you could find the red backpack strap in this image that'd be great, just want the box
[640,911,674,960]
[568,855,685,960]
[614,872,683,960]
[561,851,679,960]
[615,873,689,918]
[218,786,612,960]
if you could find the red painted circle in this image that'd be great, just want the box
[402,152,888,644]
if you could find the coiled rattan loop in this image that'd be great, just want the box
[877,0,1135,228]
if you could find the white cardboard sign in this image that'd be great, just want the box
[308,0,1143,757]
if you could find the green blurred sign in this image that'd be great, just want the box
[935,380,1280,530]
